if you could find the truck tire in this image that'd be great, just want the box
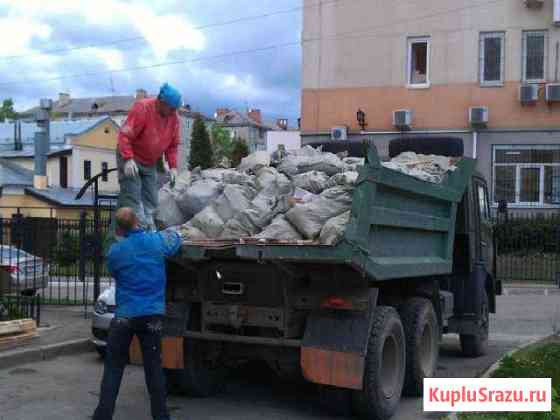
[460,290,489,358]
[352,306,406,420]
[388,137,464,159]
[399,298,439,396]
[173,338,226,397]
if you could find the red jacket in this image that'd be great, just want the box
[118,98,180,169]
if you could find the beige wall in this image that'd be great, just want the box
[302,0,560,131]
[72,146,118,192]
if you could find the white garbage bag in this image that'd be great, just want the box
[190,205,225,239]
[286,186,354,240]
[155,187,187,228]
[213,184,257,221]
[277,146,345,176]
[176,179,224,219]
[178,222,208,241]
[238,151,271,172]
[201,168,238,182]
[382,152,459,184]
[343,157,365,172]
[319,211,351,245]
[255,215,303,241]
[292,171,330,194]
[327,171,359,188]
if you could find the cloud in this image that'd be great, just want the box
[0,0,303,121]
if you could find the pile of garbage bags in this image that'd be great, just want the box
[156,147,459,246]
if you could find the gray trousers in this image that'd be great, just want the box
[116,153,158,231]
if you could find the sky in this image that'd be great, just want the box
[0,0,303,123]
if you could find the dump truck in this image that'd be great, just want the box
[157,138,500,420]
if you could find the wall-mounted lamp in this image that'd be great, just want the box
[357,109,367,131]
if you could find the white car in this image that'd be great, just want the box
[0,245,49,295]
[91,285,115,356]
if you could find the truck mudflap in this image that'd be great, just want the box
[300,290,378,391]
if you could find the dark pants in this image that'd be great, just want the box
[93,316,169,420]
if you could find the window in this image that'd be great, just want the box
[407,37,430,87]
[493,146,560,207]
[523,30,547,83]
[101,162,108,182]
[59,156,68,189]
[480,32,505,86]
[84,160,91,180]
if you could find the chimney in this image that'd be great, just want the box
[136,88,147,100]
[215,108,230,119]
[248,108,262,124]
[34,99,52,190]
[58,92,71,106]
[276,118,288,130]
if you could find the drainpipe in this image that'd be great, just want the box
[33,99,52,190]
[472,131,478,159]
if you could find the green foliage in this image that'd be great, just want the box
[230,137,250,168]
[54,232,80,267]
[0,98,18,122]
[495,214,560,255]
[211,125,234,165]
[189,116,214,169]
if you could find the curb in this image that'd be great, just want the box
[0,338,95,370]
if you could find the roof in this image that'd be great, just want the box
[0,158,34,187]
[22,95,135,117]
[0,145,72,159]
[24,187,96,208]
[178,110,214,122]
[0,116,117,157]
[215,110,272,130]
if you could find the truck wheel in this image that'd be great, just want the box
[399,298,439,396]
[460,291,489,358]
[389,137,464,158]
[352,306,405,420]
[173,338,226,397]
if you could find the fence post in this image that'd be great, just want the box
[93,180,101,302]
[79,211,87,310]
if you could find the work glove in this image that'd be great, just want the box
[124,159,139,178]
[169,168,177,188]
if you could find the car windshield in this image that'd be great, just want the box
[0,246,33,263]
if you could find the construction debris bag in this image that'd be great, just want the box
[255,215,303,241]
[382,152,459,184]
[173,170,193,194]
[277,146,345,176]
[327,171,359,188]
[343,157,365,172]
[319,211,351,245]
[176,179,224,219]
[238,151,271,173]
[292,171,330,194]
[178,222,208,241]
[222,171,256,188]
[213,184,257,221]
[286,186,354,240]
[201,169,238,183]
[190,205,224,239]
[155,187,186,228]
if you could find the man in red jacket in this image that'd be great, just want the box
[117,83,181,231]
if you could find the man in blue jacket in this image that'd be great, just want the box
[93,207,182,420]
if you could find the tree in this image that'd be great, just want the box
[230,137,250,167]
[211,125,234,165]
[0,99,18,122]
[189,116,214,169]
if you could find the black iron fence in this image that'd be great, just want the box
[495,211,560,284]
[0,208,114,324]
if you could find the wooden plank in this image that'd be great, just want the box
[0,319,36,337]
[129,336,184,369]
[0,331,38,351]
[300,347,364,390]
[129,336,143,365]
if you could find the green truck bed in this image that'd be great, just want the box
[178,145,476,281]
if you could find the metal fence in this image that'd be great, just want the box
[0,209,114,324]
[495,211,560,285]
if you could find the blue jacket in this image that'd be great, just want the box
[107,228,181,318]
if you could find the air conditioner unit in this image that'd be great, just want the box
[330,126,348,141]
[469,107,489,128]
[546,83,560,102]
[519,84,539,105]
[393,109,412,130]
[524,0,544,9]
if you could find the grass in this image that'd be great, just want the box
[458,337,560,420]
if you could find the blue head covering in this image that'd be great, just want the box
[158,83,182,109]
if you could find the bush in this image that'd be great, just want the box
[495,214,560,255]
[189,116,213,169]
[53,232,80,266]
[230,137,250,168]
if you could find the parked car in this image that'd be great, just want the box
[0,245,49,296]
[91,285,115,356]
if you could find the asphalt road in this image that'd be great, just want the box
[0,294,557,420]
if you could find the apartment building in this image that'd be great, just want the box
[302,0,560,211]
